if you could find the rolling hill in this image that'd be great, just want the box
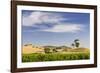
[22,44,89,54]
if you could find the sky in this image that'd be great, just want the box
[22,10,90,48]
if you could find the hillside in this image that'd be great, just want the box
[22,44,89,54]
[22,44,44,54]
[69,48,90,52]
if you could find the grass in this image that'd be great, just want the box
[22,52,90,62]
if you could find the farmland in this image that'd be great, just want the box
[22,43,90,62]
[22,52,90,62]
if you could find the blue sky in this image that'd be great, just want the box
[22,10,90,48]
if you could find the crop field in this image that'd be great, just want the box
[22,52,90,62]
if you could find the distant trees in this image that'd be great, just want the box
[71,43,75,48]
[53,48,57,53]
[71,39,80,48]
[74,39,80,48]
[44,48,51,53]
[44,48,58,53]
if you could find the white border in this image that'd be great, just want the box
[17,5,94,68]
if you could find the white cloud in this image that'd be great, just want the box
[22,11,67,26]
[22,11,84,33]
[42,24,83,33]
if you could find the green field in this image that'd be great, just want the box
[22,52,90,62]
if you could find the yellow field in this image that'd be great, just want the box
[22,44,44,54]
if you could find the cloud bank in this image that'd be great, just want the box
[23,11,66,26]
[22,11,84,33]
[42,24,83,33]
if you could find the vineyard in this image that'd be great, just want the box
[22,52,90,62]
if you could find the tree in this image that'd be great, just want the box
[74,39,79,43]
[71,43,75,48]
[53,48,57,53]
[44,48,51,53]
[74,39,80,48]
[76,42,80,48]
